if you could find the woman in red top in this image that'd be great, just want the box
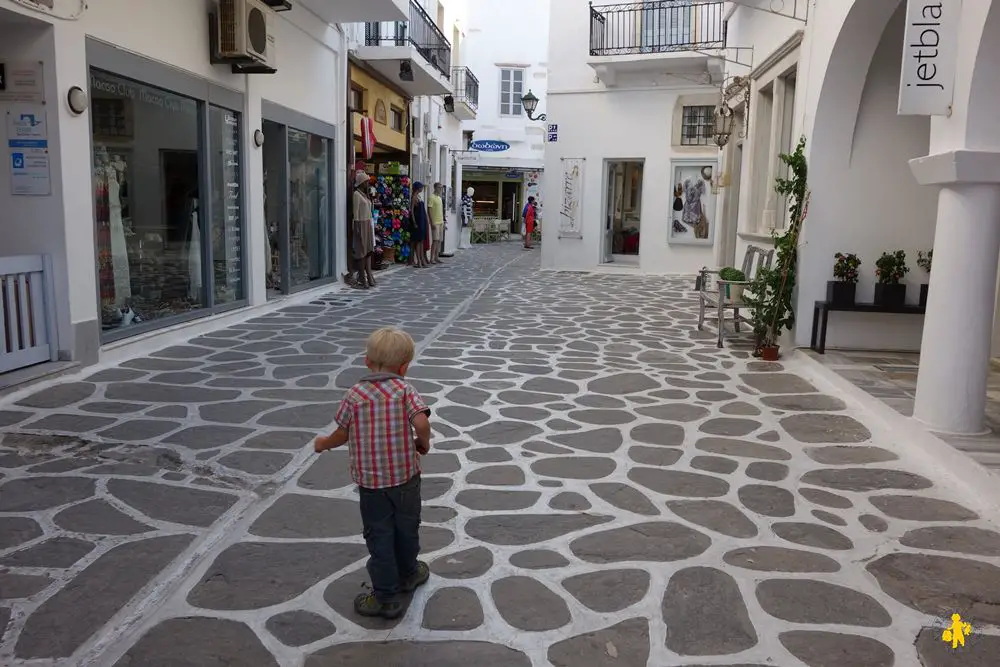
[523,196,537,250]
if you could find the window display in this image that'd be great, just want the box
[91,69,245,337]
[288,129,332,288]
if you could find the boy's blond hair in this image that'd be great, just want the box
[366,327,415,370]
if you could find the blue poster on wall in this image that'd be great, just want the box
[470,140,510,152]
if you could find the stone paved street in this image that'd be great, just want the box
[2,243,1000,666]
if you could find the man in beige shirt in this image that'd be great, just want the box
[428,183,445,264]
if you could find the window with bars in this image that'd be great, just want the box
[499,68,524,117]
[680,105,714,146]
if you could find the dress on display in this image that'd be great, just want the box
[187,199,202,301]
[107,166,131,304]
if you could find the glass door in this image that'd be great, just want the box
[604,162,619,263]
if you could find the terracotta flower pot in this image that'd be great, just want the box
[760,346,780,362]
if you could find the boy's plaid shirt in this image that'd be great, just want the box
[335,372,430,489]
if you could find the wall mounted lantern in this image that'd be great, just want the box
[521,89,546,122]
[66,86,89,115]
[713,101,735,148]
[712,75,751,149]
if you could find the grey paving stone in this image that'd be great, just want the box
[531,456,616,480]
[423,505,458,523]
[740,373,817,394]
[114,617,279,666]
[17,534,194,659]
[690,455,739,474]
[146,405,188,418]
[800,467,933,492]
[250,495,361,538]
[422,587,484,630]
[805,445,899,465]
[590,482,659,515]
[772,522,854,550]
[562,569,650,612]
[258,404,339,429]
[218,450,293,475]
[85,368,147,381]
[629,422,685,447]
[105,382,238,404]
[500,406,550,421]
[550,427,623,453]
[779,630,894,667]
[899,526,1000,556]
[567,408,636,425]
[666,499,758,538]
[466,465,526,486]
[575,394,627,408]
[466,421,542,445]
[570,521,711,563]
[699,417,761,436]
[723,546,840,573]
[800,487,854,509]
[663,567,757,655]
[107,479,238,527]
[297,450,353,490]
[446,386,491,406]
[760,393,847,411]
[23,413,116,432]
[0,409,32,426]
[781,413,872,443]
[199,400,285,424]
[323,566,411,631]
[812,509,848,526]
[465,513,612,546]
[304,640,531,667]
[0,476,95,511]
[859,513,889,532]
[756,578,891,626]
[422,476,454,500]
[634,404,709,422]
[869,494,977,521]
[509,549,570,569]
[745,461,789,481]
[548,618,650,667]
[524,377,579,394]
[628,467,730,498]
[437,405,491,427]
[266,611,336,647]
[696,437,792,461]
[430,546,494,579]
[97,420,181,441]
[546,418,581,431]
[252,388,344,402]
[587,372,659,395]
[52,499,153,535]
[0,572,52,597]
[162,425,254,450]
[491,575,570,631]
[421,525,456,553]
[466,446,513,463]
[189,542,368,610]
[0,536,94,568]
[915,624,1000,666]
[738,484,796,517]
[628,445,682,467]
[120,358,202,371]
[16,382,97,408]
[550,491,592,511]
[498,389,559,405]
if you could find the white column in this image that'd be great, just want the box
[913,183,1000,434]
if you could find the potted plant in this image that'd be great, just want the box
[917,250,932,308]
[827,252,861,306]
[718,267,747,302]
[743,137,810,361]
[874,250,909,309]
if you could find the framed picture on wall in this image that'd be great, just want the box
[669,159,717,245]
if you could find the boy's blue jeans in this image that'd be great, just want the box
[358,474,422,604]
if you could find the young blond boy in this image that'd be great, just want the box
[314,326,432,618]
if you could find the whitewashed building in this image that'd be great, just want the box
[712,0,1000,436]
[459,0,549,231]
[541,0,726,272]
[0,0,388,383]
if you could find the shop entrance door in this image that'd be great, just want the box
[502,181,521,235]
[604,160,644,263]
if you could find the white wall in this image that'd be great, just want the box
[0,0,347,365]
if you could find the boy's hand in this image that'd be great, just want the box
[314,436,329,453]
[415,437,430,455]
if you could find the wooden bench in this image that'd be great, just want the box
[810,300,926,354]
[697,245,775,348]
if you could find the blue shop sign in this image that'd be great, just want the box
[470,139,510,152]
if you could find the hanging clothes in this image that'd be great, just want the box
[107,165,131,304]
[360,113,376,160]
[187,198,202,301]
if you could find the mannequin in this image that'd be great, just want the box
[187,197,202,301]
[106,163,131,304]
[459,186,474,249]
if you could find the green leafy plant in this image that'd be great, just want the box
[719,267,746,282]
[875,250,909,284]
[917,250,932,273]
[833,253,861,283]
[746,137,809,353]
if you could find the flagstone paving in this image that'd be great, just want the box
[1,243,1000,666]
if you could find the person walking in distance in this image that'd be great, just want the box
[428,183,445,264]
[523,196,537,249]
[314,327,432,619]
[409,182,429,268]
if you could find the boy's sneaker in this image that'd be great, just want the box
[354,592,402,619]
[400,561,430,592]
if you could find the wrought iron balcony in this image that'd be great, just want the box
[451,67,479,111]
[589,0,726,57]
[365,0,452,79]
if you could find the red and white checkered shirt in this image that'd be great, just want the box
[335,372,430,489]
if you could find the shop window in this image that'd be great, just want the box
[390,106,404,131]
[350,85,364,112]
[680,105,714,146]
[92,70,205,335]
[499,68,524,117]
[287,128,332,288]
[209,106,244,304]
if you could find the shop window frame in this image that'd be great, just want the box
[261,100,338,296]
[86,39,249,345]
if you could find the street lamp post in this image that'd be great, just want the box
[521,89,546,122]
[712,101,736,149]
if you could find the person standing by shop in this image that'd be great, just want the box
[523,196,537,250]
[428,183,445,264]
[351,171,377,288]
[410,182,429,268]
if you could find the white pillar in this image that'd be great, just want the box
[913,183,1000,434]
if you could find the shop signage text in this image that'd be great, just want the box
[0,61,44,103]
[470,140,510,152]
[898,0,961,116]
[6,105,51,196]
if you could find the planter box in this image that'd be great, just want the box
[725,284,745,302]
[919,283,929,309]
[826,281,856,307]
[874,283,906,309]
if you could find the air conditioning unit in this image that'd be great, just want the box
[216,0,275,66]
